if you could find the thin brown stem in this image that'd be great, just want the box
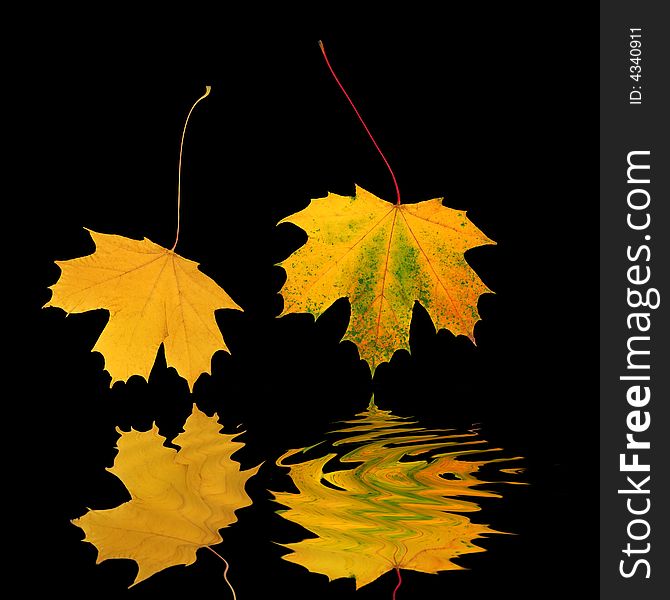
[205,545,237,600]
[172,85,211,251]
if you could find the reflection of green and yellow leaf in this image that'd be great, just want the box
[272,399,524,589]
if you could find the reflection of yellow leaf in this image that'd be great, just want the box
[273,400,523,589]
[279,186,494,373]
[73,404,259,586]
[45,230,242,391]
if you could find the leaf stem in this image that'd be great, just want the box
[318,41,401,205]
[172,85,212,251]
[205,545,237,600]
[392,567,402,599]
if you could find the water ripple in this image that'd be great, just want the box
[272,399,525,589]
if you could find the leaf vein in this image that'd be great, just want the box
[283,207,395,313]
[399,210,469,333]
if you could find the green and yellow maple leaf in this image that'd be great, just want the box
[73,404,259,586]
[278,185,494,373]
[273,400,523,589]
[45,229,242,391]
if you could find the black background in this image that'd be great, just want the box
[26,8,597,599]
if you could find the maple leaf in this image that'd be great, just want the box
[45,229,242,391]
[273,400,523,589]
[73,404,260,586]
[278,185,494,373]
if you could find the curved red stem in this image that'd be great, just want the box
[392,567,402,600]
[319,41,402,205]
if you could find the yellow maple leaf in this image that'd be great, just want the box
[73,404,259,586]
[273,400,523,589]
[45,229,242,391]
[278,185,494,373]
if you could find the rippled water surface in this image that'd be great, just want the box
[273,399,525,588]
